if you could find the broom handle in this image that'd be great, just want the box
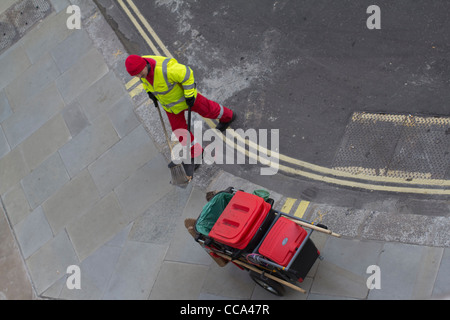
[214,252,306,294]
[187,103,192,158]
[155,101,174,154]
[285,217,341,238]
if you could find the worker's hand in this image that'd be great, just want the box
[186,97,195,107]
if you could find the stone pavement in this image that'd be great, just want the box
[0,0,449,301]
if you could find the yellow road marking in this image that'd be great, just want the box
[223,126,450,187]
[129,83,144,98]
[294,201,310,218]
[217,129,450,195]
[125,77,140,90]
[117,0,161,55]
[125,0,173,58]
[125,77,143,98]
[118,0,450,195]
[281,198,296,213]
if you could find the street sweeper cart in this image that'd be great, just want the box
[185,187,341,296]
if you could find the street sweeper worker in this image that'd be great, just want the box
[125,54,236,168]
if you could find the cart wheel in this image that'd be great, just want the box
[249,271,284,296]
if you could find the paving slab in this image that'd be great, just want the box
[0,42,31,90]
[3,82,65,149]
[59,113,119,178]
[77,70,127,122]
[48,0,70,13]
[368,242,443,300]
[26,230,79,295]
[135,99,171,150]
[311,259,369,299]
[45,222,133,299]
[21,152,69,209]
[4,53,61,112]
[0,89,12,123]
[103,221,133,249]
[51,29,94,73]
[18,113,71,172]
[107,95,141,139]
[42,169,100,234]
[88,124,157,197]
[0,204,35,299]
[129,182,193,245]
[66,192,129,261]
[200,261,255,300]
[149,261,209,300]
[411,246,445,300]
[102,241,167,300]
[114,154,174,221]
[0,146,30,195]
[432,248,450,299]
[55,47,108,104]
[0,125,9,159]
[311,237,383,299]
[14,206,53,260]
[69,0,98,21]
[164,187,212,266]
[58,244,122,300]
[61,99,91,138]
[1,183,31,226]
[21,8,74,64]
[0,0,17,14]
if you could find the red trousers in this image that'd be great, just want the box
[166,93,233,158]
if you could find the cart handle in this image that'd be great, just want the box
[214,252,307,294]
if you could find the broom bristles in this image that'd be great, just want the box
[170,163,191,186]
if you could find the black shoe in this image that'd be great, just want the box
[183,163,194,177]
[216,112,237,132]
[182,160,201,177]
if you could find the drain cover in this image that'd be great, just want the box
[333,112,450,180]
[0,16,17,51]
[0,0,52,53]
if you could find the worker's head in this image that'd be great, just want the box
[125,55,148,78]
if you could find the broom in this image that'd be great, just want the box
[155,100,191,186]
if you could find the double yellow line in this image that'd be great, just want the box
[117,0,450,195]
[118,0,170,98]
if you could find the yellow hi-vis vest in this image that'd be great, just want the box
[140,55,197,114]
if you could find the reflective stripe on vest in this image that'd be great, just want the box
[140,55,197,114]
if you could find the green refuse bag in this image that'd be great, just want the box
[253,189,270,201]
[196,192,234,236]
